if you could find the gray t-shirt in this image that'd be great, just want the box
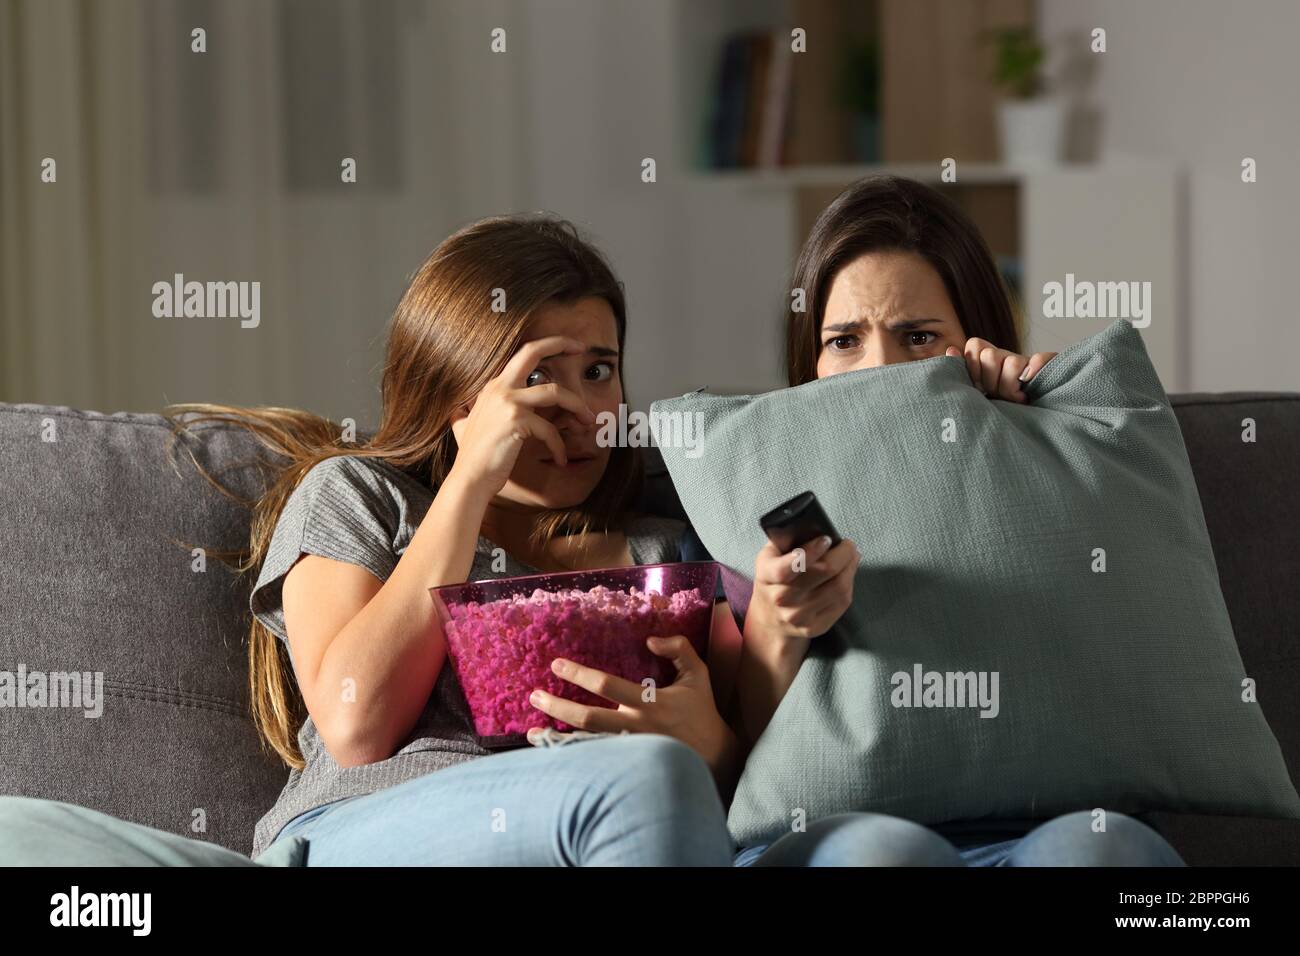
[247,453,685,857]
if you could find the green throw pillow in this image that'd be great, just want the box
[651,320,1300,847]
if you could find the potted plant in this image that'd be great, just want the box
[986,27,1064,165]
[838,38,881,163]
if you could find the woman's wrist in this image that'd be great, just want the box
[440,461,497,512]
[397,462,496,592]
[699,716,743,799]
[742,596,812,661]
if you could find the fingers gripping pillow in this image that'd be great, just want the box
[651,320,1300,847]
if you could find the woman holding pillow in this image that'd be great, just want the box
[705,175,1187,867]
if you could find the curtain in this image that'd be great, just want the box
[1,0,138,407]
[1,0,530,419]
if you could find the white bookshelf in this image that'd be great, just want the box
[666,1,1184,394]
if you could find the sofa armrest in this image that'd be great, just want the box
[1144,811,1300,866]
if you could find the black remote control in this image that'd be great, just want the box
[759,491,842,554]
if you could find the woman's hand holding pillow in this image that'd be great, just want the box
[948,338,1056,404]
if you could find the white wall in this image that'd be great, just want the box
[1039,0,1300,392]
[519,0,793,404]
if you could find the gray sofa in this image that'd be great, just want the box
[2,396,1298,864]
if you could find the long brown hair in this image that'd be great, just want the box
[786,175,1022,386]
[163,214,643,769]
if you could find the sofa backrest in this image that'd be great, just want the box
[1166,394,1300,790]
[2,395,1296,855]
[1,404,283,855]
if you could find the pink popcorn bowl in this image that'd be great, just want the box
[430,562,718,747]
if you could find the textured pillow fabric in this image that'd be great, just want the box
[651,320,1300,848]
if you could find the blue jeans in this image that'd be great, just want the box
[733,811,1186,866]
[266,734,733,866]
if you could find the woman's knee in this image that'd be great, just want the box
[1010,811,1185,867]
[756,812,964,867]
[594,734,720,806]
[0,796,257,867]
[571,734,730,865]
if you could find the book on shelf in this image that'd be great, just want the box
[705,30,793,169]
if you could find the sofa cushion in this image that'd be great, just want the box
[0,404,286,855]
[651,321,1300,849]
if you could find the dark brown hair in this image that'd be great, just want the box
[785,175,1022,386]
[162,214,642,768]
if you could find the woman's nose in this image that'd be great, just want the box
[855,342,887,370]
[553,408,589,433]
[863,338,910,369]
[547,391,596,431]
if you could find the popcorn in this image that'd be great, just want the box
[442,584,711,738]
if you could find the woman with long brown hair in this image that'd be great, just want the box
[163,214,749,865]
[727,175,1183,867]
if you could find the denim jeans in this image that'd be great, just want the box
[265,733,733,866]
[733,811,1186,866]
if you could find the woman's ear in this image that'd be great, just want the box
[447,401,471,443]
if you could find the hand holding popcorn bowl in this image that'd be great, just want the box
[430,562,718,748]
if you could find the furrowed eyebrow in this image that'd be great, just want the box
[885,318,943,330]
[821,321,862,335]
[822,318,942,336]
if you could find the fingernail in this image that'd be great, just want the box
[1019,367,1033,382]
[530,690,543,705]
[551,659,565,674]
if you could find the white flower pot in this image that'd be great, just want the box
[997,97,1066,165]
